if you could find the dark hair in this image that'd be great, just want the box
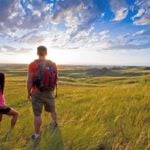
[0,72,5,94]
[37,46,47,56]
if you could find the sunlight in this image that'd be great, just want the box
[47,49,71,65]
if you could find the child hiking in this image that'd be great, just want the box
[0,72,19,129]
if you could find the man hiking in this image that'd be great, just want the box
[27,46,58,140]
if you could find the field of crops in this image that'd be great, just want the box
[0,64,149,150]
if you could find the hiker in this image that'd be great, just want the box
[0,72,19,129]
[27,45,58,140]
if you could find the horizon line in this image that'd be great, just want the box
[0,63,150,68]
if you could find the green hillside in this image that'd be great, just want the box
[0,64,149,150]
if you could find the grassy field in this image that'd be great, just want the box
[0,64,149,150]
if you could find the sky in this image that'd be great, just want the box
[0,0,150,66]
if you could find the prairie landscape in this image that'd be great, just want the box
[0,64,149,150]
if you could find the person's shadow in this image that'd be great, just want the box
[42,126,64,150]
[28,126,64,150]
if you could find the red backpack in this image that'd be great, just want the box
[33,60,58,92]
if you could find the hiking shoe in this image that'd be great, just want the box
[31,134,40,140]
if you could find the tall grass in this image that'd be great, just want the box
[0,65,149,150]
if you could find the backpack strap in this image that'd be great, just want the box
[45,60,58,77]
[38,61,46,87]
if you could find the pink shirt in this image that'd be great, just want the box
[0,92,5,107]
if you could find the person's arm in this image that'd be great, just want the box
[27,72,33,101]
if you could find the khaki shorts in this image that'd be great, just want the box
[31,90,55,116]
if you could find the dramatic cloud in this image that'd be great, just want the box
[0,0,105,38]
[0,0,149,56]
[52,0,104,38]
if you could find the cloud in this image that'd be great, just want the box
[17,30,46,44]
[0,46,16,53]
[84,28,150,51]
[52,0,104,37]
[0,45,31,54]
[0,0,104,42]
[0,0,149,55]
[132,8,145,20]
[107,43,150,50]
[131,30,150,41]
[22,34,45,44]
[110,0,128,21]
[0,0,18,22]
[132,30,145,36]
[0,0,23,33]
[20,0,54,29]
[0,0,105,51]
[132,0,150,25]
[134,15,150,25]
[35,27,150,52]
[0,0,54,35]
[101,29,150,51]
